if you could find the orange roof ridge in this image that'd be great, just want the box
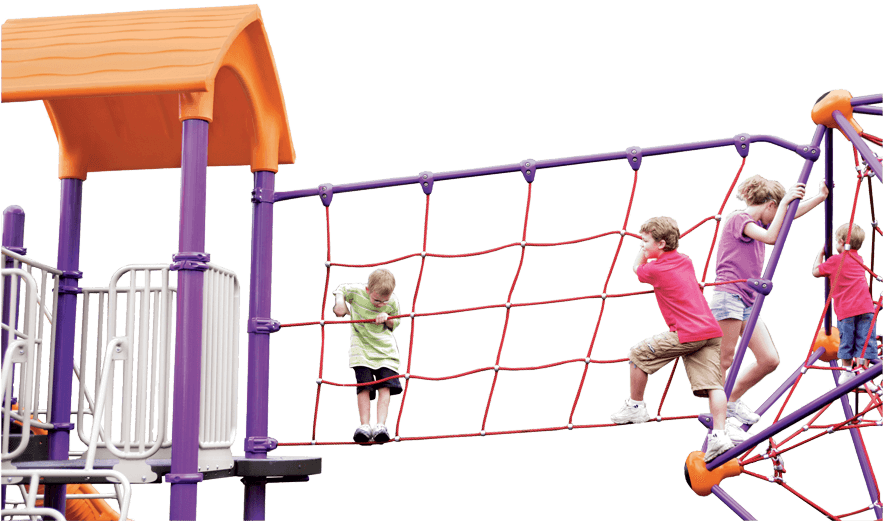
[2,5,294,179]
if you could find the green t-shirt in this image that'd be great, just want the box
[334,283,401,371]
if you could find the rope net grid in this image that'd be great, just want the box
[270,130,881,519]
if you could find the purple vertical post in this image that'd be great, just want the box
[2,205,26,511]
[167,119,209,521]
[45,179,84,515]
[1,206,25,367]
[824,128,834,334]
[243,170,277,520]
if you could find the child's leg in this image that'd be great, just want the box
[376,387,391,425]
[708,389,727,430]
[718,318,743,373]
[729,317,779,402]
[630,362,649,401]
[357,390,371,425]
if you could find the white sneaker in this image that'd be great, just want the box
[727,399,760,425]
[839,369,856,385]
[372,424,390,444]
[353,424,372,443]
[705,432,735,462]
[725,419,748,444]
[610,400,650,425]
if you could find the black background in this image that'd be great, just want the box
[0,5,881,519]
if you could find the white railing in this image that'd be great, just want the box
[199,263,239,450]
[0,469,131,521]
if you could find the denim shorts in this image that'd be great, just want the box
[710,291,753,322]
[837,313,880,361]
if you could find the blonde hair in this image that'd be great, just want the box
[737,175,786,206]
[835,223,865,250]
[367,268,396,295]
[640,216,679,251]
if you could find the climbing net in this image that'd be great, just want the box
[273,130,882,519]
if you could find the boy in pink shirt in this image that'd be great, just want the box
[610,217,734,462]
[812,224,880,382]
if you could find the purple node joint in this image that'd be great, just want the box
[747,278,773,295]
[59,270,84,294]
[251,185,275,204]
[4,246,26,256]
[697,413,713,429]
[248,317,281,334]
[50,422,75,431]
[520,159,536,183]
[245,436,278,455]
[165,473,203,484]
[170,252,211,272]
[319,183,334,207]
[733,133,750,157]
[626,146,642,170]
[419,171,434,195]
[796,144,820,161]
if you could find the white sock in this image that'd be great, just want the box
[627,398,644,406]
[710,429,726,438]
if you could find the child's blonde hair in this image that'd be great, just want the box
[640,216,679,251]
[737,175,786,206]
[836,223,865,250]
[367,268,396,295]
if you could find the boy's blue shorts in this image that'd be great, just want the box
[837,313,880,361]
[353,366,403,400]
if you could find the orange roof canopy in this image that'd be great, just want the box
[2,5,294,179]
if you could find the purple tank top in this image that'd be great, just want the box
[714,211,767,306]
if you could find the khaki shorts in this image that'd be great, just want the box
[629,332,723,398]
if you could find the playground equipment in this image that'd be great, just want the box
[1,4,881,521]
[2,6,319,520]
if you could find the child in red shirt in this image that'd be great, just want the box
[610,216,734,462]
[812,223,880,383]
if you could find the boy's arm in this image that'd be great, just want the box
[633,246,648,274]
[811,247,826,278]
[332,292,349,317]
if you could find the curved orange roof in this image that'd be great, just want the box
[2,5,294,179]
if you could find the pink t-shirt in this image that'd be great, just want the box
[637,250,723,343]
[714,211,767,306]
[817,251,875,320]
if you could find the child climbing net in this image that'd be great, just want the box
[272,127,882,518]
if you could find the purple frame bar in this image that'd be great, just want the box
[741,348,826,427]
[853,106,883,116]
[45,178,84,514]
[824,129,834,334]
[273,134,806,203]
[832,110,882,182]
[168,119,209,520]
[1,205,26,512]
[851,94,883,107]
[711,486,755,520]
[243,170,275,520]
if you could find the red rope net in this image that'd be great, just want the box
[276,136,882,518]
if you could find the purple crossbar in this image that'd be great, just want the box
[832,110,882,182]
[273,134,806,203]
[853,106,883,116]
[851,94,883,107]
[711,486,755,520]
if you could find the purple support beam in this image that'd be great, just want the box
[243,170,276,520]
[45,178,84,515]
[832,110,882,181]
[168,119,209,521]
[273,133,806,203]
[1,205,26,512]
[708,360,881,470]
[851,94,882,107]
[724,124,827,398]
[711,486,755,520]
[824,128,834,334]
[744,348,826,425]
[853,106,882,116]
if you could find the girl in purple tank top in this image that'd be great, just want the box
[711,175,828,426]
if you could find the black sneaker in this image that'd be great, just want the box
[372,424,390,444]
[353,424,372,443]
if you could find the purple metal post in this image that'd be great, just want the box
[1,205,25,512]
[45,178,84,514]
[723,124,827,398]
[832,110,882,181]
[850,94,883,107]
[243,170,276,520]
[1,206,25,367]
[168,119,209,521]
[824,128,834,334]
[853,106,883,116]
[711,486,755,520]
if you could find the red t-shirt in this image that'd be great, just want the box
[637,250,723,343]
[817,251,875,320]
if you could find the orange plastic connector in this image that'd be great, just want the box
[814,327,841,362]
[684,450,742,496]
[811,90,863,136]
